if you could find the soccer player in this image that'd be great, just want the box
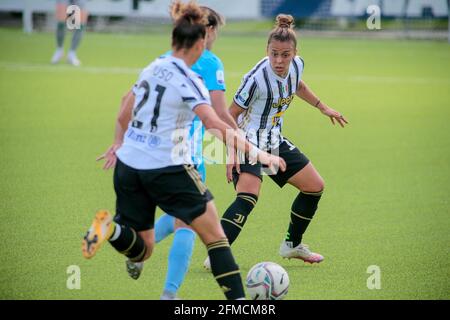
[151,7,239,300]
[82,0,285,300]
[50,0,88,66]
[205,14,348,269]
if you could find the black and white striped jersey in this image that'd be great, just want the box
[116,55,211,170]
[234,56,304,150]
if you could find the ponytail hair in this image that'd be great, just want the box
[267,14,297,48]
[170,0,208,50]
[201,6,225,28]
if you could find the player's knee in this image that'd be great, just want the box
[236,175,261,196]
[315,178,325,193]
[303,177,325,194]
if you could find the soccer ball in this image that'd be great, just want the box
[246,262,289,300]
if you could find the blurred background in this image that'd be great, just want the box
[1,0,449,40]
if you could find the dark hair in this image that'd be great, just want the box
[267,14,297,48]
[201,6,225,28]
[170,0,208,50]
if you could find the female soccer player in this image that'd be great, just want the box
[152,7,239,300]
[50,0,88,66]
[82,0,285,300]
[208,14,348,267]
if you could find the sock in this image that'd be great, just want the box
[108,224,146,262]
[70,24,85,51]
[220,193,258,245]
[155,214,175,243]
[207,239,245,300]
[56,22,65,48]
[286,190,323,247]
[163,228,196,295]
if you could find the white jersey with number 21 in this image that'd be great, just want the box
[116,55,211,170]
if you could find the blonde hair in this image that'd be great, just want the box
[170,0,208,50]
[267,14,297,47]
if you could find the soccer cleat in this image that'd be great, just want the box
[51,48,64,64]
[279,241,324,264]
[82,210,114,259]
[126,259,144,280]
[203,256,211,272]
[67,51,81,66]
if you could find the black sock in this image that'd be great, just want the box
[207,239,245,300]
[286,191,323,247]
[109,224,146,262]
[221,193,258,245]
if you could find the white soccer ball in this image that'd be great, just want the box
[246,262,289,300]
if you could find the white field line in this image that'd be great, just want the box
[1,61,449,85]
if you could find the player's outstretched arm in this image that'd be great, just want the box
[296,80,348,128]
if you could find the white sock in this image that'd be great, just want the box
[109,223,121,242]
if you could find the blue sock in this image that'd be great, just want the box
[164,228,196,294]
[155,214,175,243]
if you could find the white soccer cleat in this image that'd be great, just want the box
[203,256,211,272]
[67,51,81,66]
[51,48,64,64]
[126,259,144,280]
[82,210,114,259]
[279,241,324,264]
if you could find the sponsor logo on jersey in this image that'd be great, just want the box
[147,135,161,148]
[238,91,249,104]
[216,70,225,85]
[272,94,295,108]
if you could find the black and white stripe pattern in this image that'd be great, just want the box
[172,62,206,101]
[235,57,267,98]
[258,67,273,148]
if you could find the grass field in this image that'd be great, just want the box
[0,28,449,300]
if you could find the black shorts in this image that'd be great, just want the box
[232,139,310,188]
[114,159,213,231]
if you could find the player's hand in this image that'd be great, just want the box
[96,143,121,170]
[226,148,241,183]
[320,104,348,128]
[257,152,286,174]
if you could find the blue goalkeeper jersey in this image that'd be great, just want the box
[190,49,226,181]
[162,49,225,181]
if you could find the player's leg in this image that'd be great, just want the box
[280,162,325,263]
[160,219,196,300]
[220,165,261,246]
[67,1,88,66]
[51,1,68,64]
[158,157,205,295]
[82,159,156,267]
[190,201,245,300]
[155,166,245,300]
[203,165,261,271]
[125,229,155,279]
[153,156,204,243]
